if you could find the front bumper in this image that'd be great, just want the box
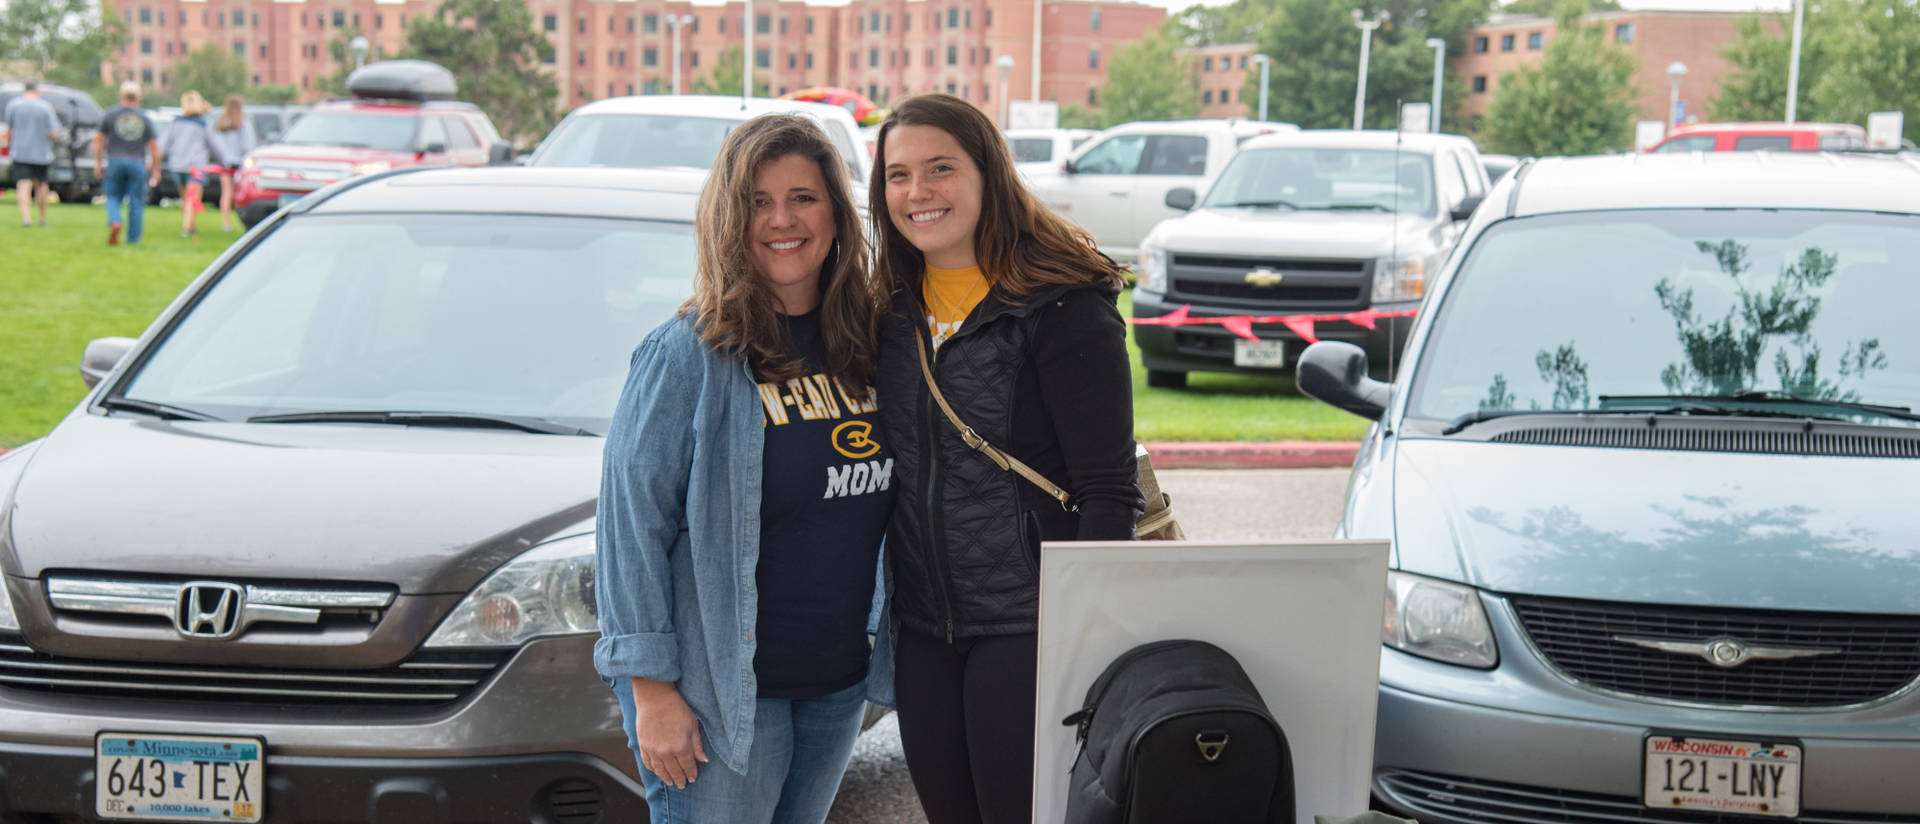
[0,636,646,822]
[1372,593,1920,823]
[1131,288,1417,375]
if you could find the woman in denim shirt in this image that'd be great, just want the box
[594,114,895,824]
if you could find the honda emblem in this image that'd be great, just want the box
[175,582,245,639]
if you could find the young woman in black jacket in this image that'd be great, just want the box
[868,94,1144,824]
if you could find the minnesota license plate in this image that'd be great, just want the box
[1643,734,1801,817]
[95,732,264,822]
[1232,339,1287,368]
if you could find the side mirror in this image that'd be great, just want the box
[418,141,448,157]
[1061,159,1077,175]
[1296,341,1390,421]
[1164,187,1197,211]
[1450,193,1485,222]
[487,141,515,165]
[81,337,137,389]
[513,153,532,166]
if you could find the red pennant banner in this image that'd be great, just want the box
[1128,305,1418,343]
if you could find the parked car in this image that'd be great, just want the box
[149,104,311,206]
[1004,127,1096,179]
[0,164,723,822]
[1025,118,1298,264]
[232,61,511,227]
[0,81,104,203]
[1480,152,1523,185]
[246,103,310,145]
[1296,150,1920,824]
[1648,121,1868,152]
[1131,130,1488,387]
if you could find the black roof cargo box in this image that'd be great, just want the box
[346,60,458,102]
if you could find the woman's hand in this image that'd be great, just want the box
[629,677,708,788]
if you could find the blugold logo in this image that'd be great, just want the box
[832,420,880,459]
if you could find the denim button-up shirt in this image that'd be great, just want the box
[593,313,894,775]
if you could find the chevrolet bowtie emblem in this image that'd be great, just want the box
[1244,267,1283,287]
[1614,635,1839,668]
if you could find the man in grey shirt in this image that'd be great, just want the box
[2,81,61,228]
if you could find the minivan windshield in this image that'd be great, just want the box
[277,111,417,151]
[531,113,740,170]
[120,214,695,433]
[1411,210,1920,429]
[1203,147,1435,215]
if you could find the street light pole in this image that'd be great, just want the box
[349,35,370,72]
[1667,60,1688,131]
[668,15,692,95]
[1786,0,1805,123]
[743,0,754,102]
[1251,54,1271,122]
[995,54,1015,126]
[1352,10,1388,130]
[1030,0,1042,101]
[1425,37,1445,133]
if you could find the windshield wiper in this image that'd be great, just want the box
[1325,203,1395,212]
[1211,199,1297,210]
[247,410,594,436]
[99,397,222,422]
[1599,392,1920,423]
[1442,403,1834,435]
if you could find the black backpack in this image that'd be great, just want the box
[1061,640,1294,824]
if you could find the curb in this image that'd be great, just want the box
[1142,441,1359,469]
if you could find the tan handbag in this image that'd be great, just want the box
[914,333,1184,540]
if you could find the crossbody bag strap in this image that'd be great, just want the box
[914,331,1074,508]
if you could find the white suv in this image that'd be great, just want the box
[1024,119,1296,264]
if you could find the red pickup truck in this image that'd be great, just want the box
[1647,121,1868,153]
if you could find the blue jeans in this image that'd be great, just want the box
[101,158,148,243]
[615,678,867,824]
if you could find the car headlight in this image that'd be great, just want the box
[1136,241,1170,294]
[1371,250,1444,304]
[351,161,392,176]
[424,534,597,648]
[240,155,257,170]
[1383,570,1496,668]
[0,577,18,632]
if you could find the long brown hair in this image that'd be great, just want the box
[687,114,885,386]
[216,94,245,132]
[869,94,1127,299]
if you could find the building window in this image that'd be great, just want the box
[1091,9,1101,31]
[947,8,958,28]
[691,17,699,33]
[1473,36,1488,53]
[645,79,661,94]
[691,50,699,67]
[757,14,770,34]
[1528,31,1543,49]
[869,48,879,67]
[946,82,956,94]
[138,7,151,24]
[721,14,728,33]
[947,45,957,65]
[807,17,815,34]
[232,10,243,26]
[140,38,152,54]
[375,13,383,29]
[578,16,587,33]
[577,51,585,67]
[806,52,814,68]
[644,14,658,33]
[627,83,635,95]
[1470,114,1484,132]
[165,41,173,56]
[543,14,556,32]
[926,49,934,67]
[1203,90,1213,104]
[788,52,796,69]
[1500,34,1514,51]
[233,40,244,56]
[970,47,977,65]
[143,68,154,84]
[781,17,788,34]
[1221,89,1232,103]
[251,74,259,85]
[626,16,634,33]
[904,14,911,31]
[889,50,896,68]
[985,10,993,27]
[1472,75,1487,93]
[756,48,770,68]
[868,11,879,32]
[1240,55,1248,68]
[644,48,659,66]
[965,9,972,28]
[332,11,344,27]
[1089,48,1099,69]
[542,49,555,65]
[1615,23,1634,43]
[1204,57,1213,71]
[1088,87,1098,105]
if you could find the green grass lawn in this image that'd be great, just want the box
[0,204,1367,448]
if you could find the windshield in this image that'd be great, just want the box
[120,214,696,432]
[278,111,417,151]
[1010,138,1053,163]
[1411,210,1920,428]
[1203,147,1435,215]
[531,113,740,169]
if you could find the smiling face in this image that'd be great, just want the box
[750,153,837,315]
[883,124,984,270]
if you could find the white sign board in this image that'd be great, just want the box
[1035,540,1391,824]
[1399,102,1432,133]
[1868,111,1904,150]
[1008,100,1060,131]
[1635,120,1668,151]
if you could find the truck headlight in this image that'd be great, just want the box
[0,577,18,632]
[1372,250,1443,304]
[1383,570,1497,668]
[424,534,597,648]
[241,155,257,170]
[351,161,392,176]
[1136,241,1170,294]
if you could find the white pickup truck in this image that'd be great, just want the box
[1023,119,1296,264]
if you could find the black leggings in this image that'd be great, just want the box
[894,628,1038,824]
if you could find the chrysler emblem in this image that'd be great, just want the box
[1614,635,1838,668]
[175,582,245,639]
[1244,267,1284,288]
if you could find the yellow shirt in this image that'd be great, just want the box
[923,265,988,351]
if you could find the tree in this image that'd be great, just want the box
[1236,0,1492,131]
[1712,1,1920,143]
[1500,0,1620,17]
[691,46,771,97]
[1481,11,1637,155]
[402,0,559,145]
[1710,14,1810,122]
[167,44,249,104]
[0,0,128,92]
[1057,103,1104,129]
[1093,31,1199,127]
[251,85,302,104]
[315,27,379,98]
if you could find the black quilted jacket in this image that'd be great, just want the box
[874,273,1143,641]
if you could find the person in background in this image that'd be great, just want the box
[2,81,61,228]
[156,90,233,239]
[93,81,161,246]
[211,94,255,233]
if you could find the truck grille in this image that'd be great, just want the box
[1375,770,1916,824]
[1166,254,1372,309]
[0,633,505,708]
[1508,595,1920,708]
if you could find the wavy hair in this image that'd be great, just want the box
[686,114,884,386]
[868,94,1127,299]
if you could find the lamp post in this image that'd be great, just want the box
[349,35,370,72]
[1667,60,1688,130]
[1424,37,1445,133]
[995,54,1015,126]
[1786,0,1805,123]
[743,0,754,102]
[668,14,693,95]
[1352,10,1388,130]
[1031,0,1041,101]
[1251,54,1271,122]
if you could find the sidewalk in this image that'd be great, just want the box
[1143,441,1359,469]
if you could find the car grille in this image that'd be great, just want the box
[1166,253,1372,309]
[0,632,506,708]
[1376,770,1917,824]
[1508,595,1920,708]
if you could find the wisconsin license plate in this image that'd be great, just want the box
[1232,339,1287,368]
[96,732,264,823]
[1643,734,1801,817]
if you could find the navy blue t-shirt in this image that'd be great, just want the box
[754,311,894,699]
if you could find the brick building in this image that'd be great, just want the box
[1453,10,1779,134]
[108,0,1164,125]
[1188,42,1255,119]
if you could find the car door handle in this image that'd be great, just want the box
[1108,190,1128,196]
